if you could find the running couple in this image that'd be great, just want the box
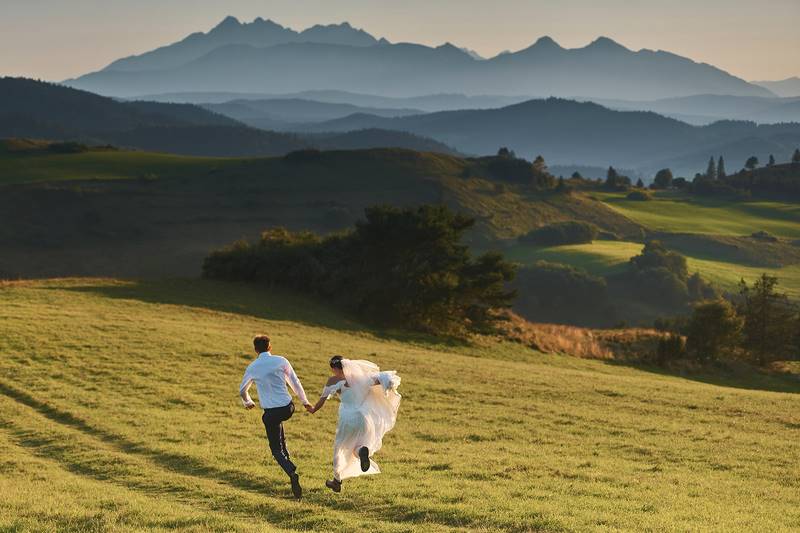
[239,334,402,499]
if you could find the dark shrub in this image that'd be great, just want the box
[687,272,718,301]
[48,141,89,153]
[750,230,778,242]
[686,299,742,362]
[630,240,688,281]
[626,190,652,201]
[513,261,609,324]
[632,267,689,307]
[284,149,323,162]
[519,221,599,246]
[656,334,686,365]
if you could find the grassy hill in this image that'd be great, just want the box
[1,278,798,531]
[0,143,638,278]
[506,240,800,299]
[595,191,800,239]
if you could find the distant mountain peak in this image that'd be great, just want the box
[213,16,242,31]
[585,36,628,51]
[532,36,562,49]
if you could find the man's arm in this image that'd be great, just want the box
[284,361,311,409]
[239,369,256,409]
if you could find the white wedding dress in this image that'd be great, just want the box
[321,359,402,481]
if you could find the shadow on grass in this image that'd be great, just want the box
[602,358,800,395]
[1,378,498,531]
[54,278,470,349]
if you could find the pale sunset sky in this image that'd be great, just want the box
[1,0,797,82]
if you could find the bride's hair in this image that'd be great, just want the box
[329,355,344,369]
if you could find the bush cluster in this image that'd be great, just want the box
[657,274,799,365]
[513,261,610,324]
[519,221,599,246]
[203,205,517,335]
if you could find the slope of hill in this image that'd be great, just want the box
[593,94,800,125]
[753,77,800,97]
[0,143,638,278]
[0,78,457,158]
[0,77,310,156]
[1,278,798,531]
[299,98,800,174]
[65,17,771,100]
[202,98,424,130]
[136,90,529,111]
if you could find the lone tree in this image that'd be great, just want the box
[686,299,743,362]
[793,148,800,164]
[745,156,759,170]
[717,156,726,179]
[706,156,717,180]
[653,168,673,189]
[768,154,776,167]
[636,177,645,188]
[738,274,796,364]
[497,147,515,158]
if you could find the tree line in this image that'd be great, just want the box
[656,274,800,366]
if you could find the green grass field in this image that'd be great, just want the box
[1,278,799,531]
[595,191,800,239]
[505,240,800,299]
[0,149,242,185]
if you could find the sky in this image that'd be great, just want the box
[2,0,798,82]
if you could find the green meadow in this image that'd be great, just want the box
[595,191,800,239]
[1,278,799,532]
[505,240,800,299]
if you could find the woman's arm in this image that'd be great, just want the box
[308,396,327,414]
[309,376,343,413]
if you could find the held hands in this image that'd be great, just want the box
[304,403,315,414]
[244,400,256,410]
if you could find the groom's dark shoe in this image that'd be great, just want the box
[359,446,370,472]
[289,472,302,500]
[325,478,342,493]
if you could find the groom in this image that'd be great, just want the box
[239,334,313,500]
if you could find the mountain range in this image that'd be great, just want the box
[0,78,456,157]
[291,98,800,175]
[752,77,800,98]
[65,16,772,101]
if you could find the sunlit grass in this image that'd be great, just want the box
[506,240,800,299]
[596,191,800,239]
[1,278,798,531]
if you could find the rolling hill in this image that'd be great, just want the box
[135,90,529,112]
[0,142,639,279]
[202,98,424,130]
[592,94,800,125]
[1,277,798,531]
[297,98,800,175]
[0,78,455,157]
[753,77,800,98]
[64,17,772,100]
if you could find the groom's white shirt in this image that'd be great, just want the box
[239,351,309,408]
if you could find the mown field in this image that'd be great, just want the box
[505,240,800,299]
[1,278,799,532]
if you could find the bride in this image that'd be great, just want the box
[307,355,401,492]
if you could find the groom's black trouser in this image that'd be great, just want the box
[261,402,296,476]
